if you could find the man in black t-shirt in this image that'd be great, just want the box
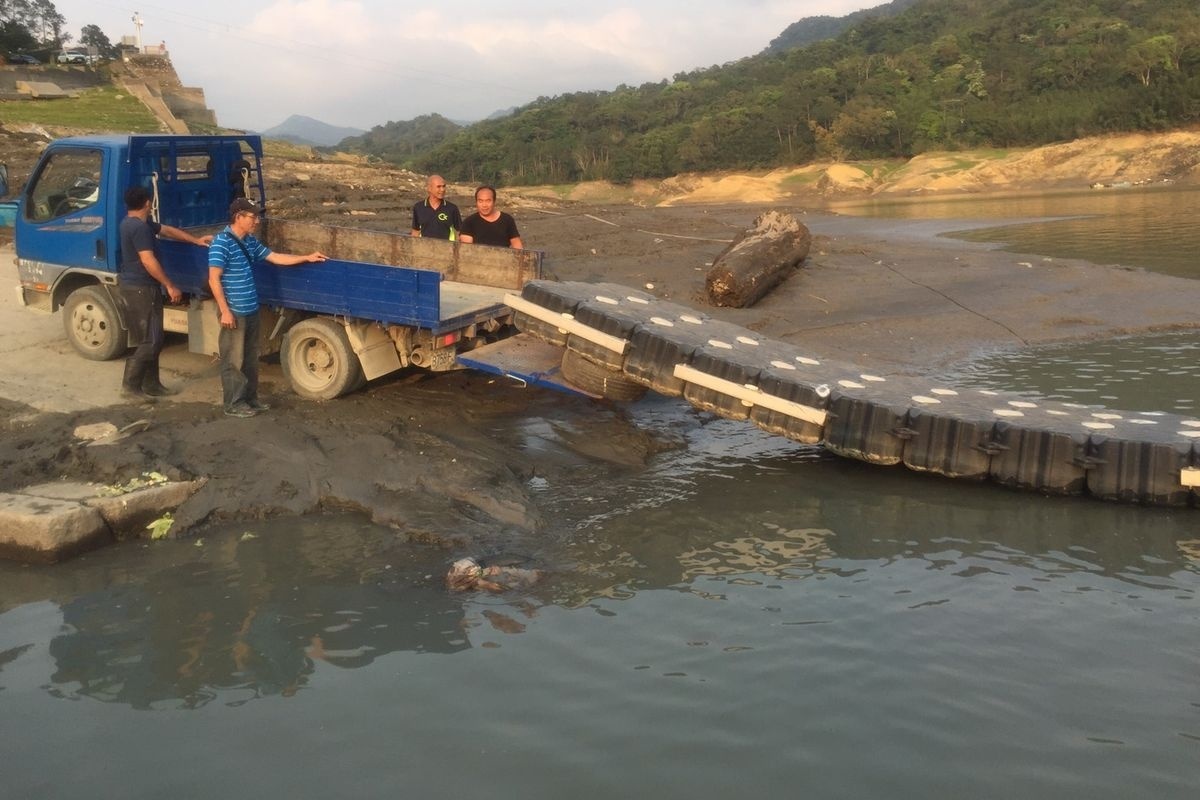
[410,174,462,240]
[117,186,211,400]
[459,186,523,249]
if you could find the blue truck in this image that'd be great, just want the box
[2,133,563,399]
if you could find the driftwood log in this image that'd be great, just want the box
[704,211,811,308]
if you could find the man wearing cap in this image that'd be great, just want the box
[208,198,328,418]
[118,185,212,401]
[410,174,461,240]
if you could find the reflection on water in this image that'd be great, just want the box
[1,401,1199,798]
[940,333,1200,414]
[830,185,1200,279]
[3,256,1200,800]
[1,517,470,711]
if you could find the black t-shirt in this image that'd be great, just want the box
[118,215,162,287]
[460,212,520,247]
[411,199,462,239]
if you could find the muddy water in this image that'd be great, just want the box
[2,389,1199,798]
[941,333,1200,414]
[830,184,1200,280]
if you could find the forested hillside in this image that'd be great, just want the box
[336,114,461,164]
[765,0,919,53]
[346,0,1200,186]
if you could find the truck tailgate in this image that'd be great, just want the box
[456,333,596,398]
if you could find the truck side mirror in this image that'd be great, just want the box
[0,164,8,198]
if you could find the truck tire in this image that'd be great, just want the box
[63,285,126,361]
[281,317,364,400]
[561,347,647,402]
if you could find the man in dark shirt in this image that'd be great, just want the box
[459,186,523,248]
[118,186,211,400]
[410,174,462,239]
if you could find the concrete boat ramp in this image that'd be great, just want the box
[504,279,1200,508]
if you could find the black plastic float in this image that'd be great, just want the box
[506,280,1200,508]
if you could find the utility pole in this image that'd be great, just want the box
[132,11,144,52]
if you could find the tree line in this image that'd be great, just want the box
[339,0,1200,186]
[2,0,116,59]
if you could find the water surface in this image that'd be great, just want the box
[940,333,1200,414]
[830,184,1200,279]
[2,398,1198,799]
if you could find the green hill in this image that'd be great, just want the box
[333,114,461,164]
[344,0,1200,186]
[764,0,920,53]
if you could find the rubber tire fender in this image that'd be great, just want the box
[561,347,647,402]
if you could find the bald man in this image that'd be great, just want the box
[410,174,462,240]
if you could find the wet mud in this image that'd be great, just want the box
[3,200,1198,552]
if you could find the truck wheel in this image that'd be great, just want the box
[63,285,126,361]
[281,317,364,400]
[561,347,647,402]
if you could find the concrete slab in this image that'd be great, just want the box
[0,491,111,563]
[14,80,74,99]
[19,480,110,502]
[0,478,206,562]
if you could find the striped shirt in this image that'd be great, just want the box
[208,227,271,315]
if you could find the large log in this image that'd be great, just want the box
[705,211,811,308]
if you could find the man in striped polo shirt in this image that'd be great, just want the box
[208,198,328,417]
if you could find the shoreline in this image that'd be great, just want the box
[2,204,1199,550]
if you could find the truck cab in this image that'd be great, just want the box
[14,135,262,360]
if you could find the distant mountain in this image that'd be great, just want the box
[259,115,366,147]
[485,106,519,121]
[765,0,920,53]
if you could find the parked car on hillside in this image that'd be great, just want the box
[6,53,40,64]
[57,51,100,65]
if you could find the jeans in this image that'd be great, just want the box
[218,309,261,409]
[120,285,164,370]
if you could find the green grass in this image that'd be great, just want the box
[262,139,316,159]
[0,86,162,131]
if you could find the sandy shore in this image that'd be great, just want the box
[518,204,1200,371]
[2,205,1198,547]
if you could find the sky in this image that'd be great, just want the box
[53,0,882,132]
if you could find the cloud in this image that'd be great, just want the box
[248,0,375,47]
[54,0,886,129]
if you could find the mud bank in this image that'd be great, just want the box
[2,204,1198,553]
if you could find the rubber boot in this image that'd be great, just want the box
[120,359,156,402]
[142,362,177,397]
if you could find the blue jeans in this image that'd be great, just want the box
[218,310,261,410]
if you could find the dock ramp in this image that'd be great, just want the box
[507,280,1200,508]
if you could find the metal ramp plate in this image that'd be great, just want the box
[456,333,597,398]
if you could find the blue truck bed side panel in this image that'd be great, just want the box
[160,240,443,327]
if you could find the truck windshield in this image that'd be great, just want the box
[26,148,102,223]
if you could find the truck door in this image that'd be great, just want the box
[15,146,110,272]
